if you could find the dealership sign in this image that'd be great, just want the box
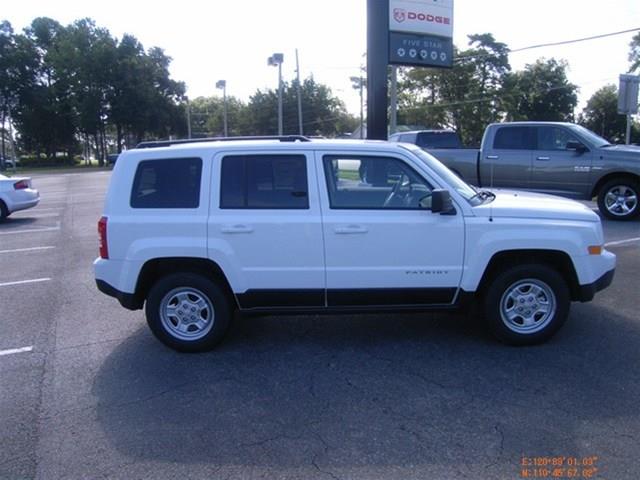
[389,0,453,68]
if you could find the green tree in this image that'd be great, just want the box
[503,58,578,122]
[0,21,38,162]
[245,77,355,137]
[629,32,640,73]
[55,19,117,164]
[12,17,77,162]
[108,36,186,147]
[399,33,511,146]
[578,85,639,143]
[189,95,248,137]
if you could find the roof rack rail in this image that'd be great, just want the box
[136,135,312,149]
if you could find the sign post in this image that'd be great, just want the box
[618,74,639,145]
[367,0,390,140]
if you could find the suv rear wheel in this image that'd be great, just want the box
[483,264,570,345]
[145,273,232,352]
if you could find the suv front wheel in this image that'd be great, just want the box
[145,273,232,352]
[597,177,640,220]
[483,264,570,345]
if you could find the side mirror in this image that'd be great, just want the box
[566,141,588,153]
[430,189,456,215]
[418,195,432,209]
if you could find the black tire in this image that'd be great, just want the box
[483,264,570,346]
[145,273,232,352]
[597,177,640,221]
[0,200,8,223]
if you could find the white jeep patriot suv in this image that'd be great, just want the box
[94,136,616,352]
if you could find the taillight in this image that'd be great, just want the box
[98,216,109,259]
[14,180,29,190]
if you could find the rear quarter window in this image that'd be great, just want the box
[130,157,202,208]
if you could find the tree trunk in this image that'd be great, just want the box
[99,120,108,167]
[93,134,100,166]
[116,124,123,153]
[1,107,6,162]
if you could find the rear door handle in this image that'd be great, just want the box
[334,225,368,234]
[486,155,499,160]
[221,224,254,234]
[536,156,550,161]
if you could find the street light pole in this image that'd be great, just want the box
[185,96,192,139]
[278,61,283,136]
[295,49,303,135]
[268,53,284,136]
[350,75,365,139]
[216,80,228,137]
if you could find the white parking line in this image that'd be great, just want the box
[0,246,56,254]
[605,237,640,247]
[11,212,61,219]
[0,278,51,287]
[0,346,33,357]
[0,222,61,235]
[29,207,63,212]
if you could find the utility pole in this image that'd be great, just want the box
[186,97,192,139]
[295,49,303,135]
[216,80,228,137]
[390,65,398,135]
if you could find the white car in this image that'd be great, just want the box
[0,174,40,222]
[94,136,616,352]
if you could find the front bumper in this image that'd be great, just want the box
[577,268,615,302]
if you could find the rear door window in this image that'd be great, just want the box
[130,157,202,208]
[220,154,308,209]
[493,127,535,150]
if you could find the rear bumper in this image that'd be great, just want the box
[7,189,39,213]
[577,268,615,302]
[96,279,143,310]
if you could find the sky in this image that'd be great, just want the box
[2,0,639,117]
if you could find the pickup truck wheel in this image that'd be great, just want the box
[145,273,231,352]
[483,265,570,346]
[597,178,640,220]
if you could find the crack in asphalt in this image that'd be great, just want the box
[310,456,342,480]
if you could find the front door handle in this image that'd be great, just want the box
[486,155,499,160]
[221,224,254,234]
[334,225,368,234]
[536,156,550,161]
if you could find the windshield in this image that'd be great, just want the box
[568,124,611,147]
[402,144,481,204]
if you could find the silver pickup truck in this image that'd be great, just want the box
[390,123,640,220]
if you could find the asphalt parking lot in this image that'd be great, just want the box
[1,170,639,480]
